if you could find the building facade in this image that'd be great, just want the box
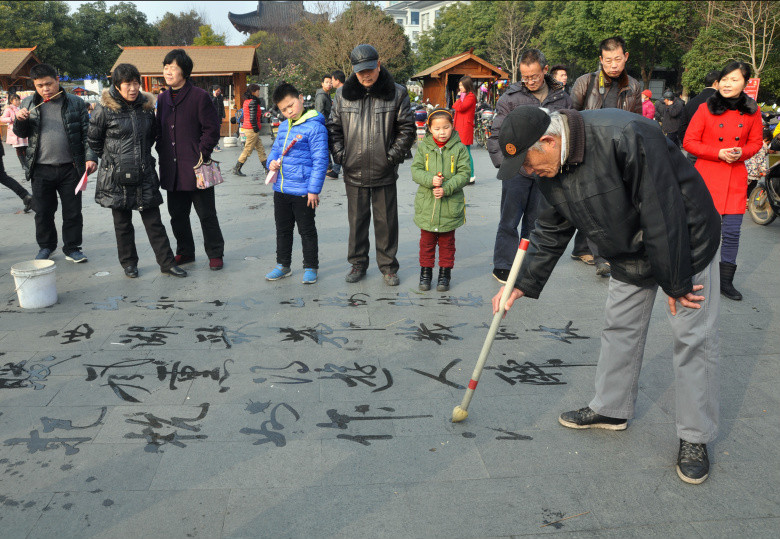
[383,1,467,51]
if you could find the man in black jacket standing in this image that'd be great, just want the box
[486,49,571,284]
[678,70,720,152]
[661,90,685,147]
[328,44,415,286]
[14,63,97,262]
[492,106,721,485]
[211,86,225,152]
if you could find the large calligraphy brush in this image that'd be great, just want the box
[28,91,64,112]
[452,239,530,422]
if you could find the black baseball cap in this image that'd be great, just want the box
[350,44,379,73]
[497,107,552,180]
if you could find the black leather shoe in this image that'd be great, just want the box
[492,268,509,284]
[124,266,139,278]
[676,440,709,484]
[558,406,628,431]
[162,265,187,278]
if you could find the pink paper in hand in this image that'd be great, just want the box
[265,170,278,184]
[74,169,89,194]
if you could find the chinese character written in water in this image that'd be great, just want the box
[485,359,571,386]
[407,358,465,389]
[123,403,209,453]
[57,323,95,345]
[530,321,590,344]
[251,361,393,392]
[4,408,106,455]
[239,402,300,447]
[317,405,433,446]
[395,322,466,345]
[118,326,182,349]
[277,324,348,348]
[156,359,233,393]
[312,292,369,308]
[0,355,76,390]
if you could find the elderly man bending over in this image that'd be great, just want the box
[492,106,721,485]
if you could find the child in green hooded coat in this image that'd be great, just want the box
[411,108,471,291]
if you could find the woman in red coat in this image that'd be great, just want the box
[683,61,763,301]
[452,75,477,183]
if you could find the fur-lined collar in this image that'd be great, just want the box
[341,65,397,101]
[511,74,567,96]
[706,91,758,116]
[101,88,155,112]
[601,69,630,90]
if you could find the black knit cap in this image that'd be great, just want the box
[497,107,551,180]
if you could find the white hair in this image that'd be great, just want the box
[528,109,565,152]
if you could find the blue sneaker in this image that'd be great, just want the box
[35,248,52,260]
[265,264,291,281]
[302,268,317,284]
[65,251,88,263]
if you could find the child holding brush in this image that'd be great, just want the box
[410,107,470,292]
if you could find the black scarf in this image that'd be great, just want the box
[706,91,757,115]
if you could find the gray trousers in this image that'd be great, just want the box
[345,183,399,274]
[589,257,720,443]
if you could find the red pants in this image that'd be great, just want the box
[419,229,455,268]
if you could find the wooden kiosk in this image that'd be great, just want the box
[412,52,510,108]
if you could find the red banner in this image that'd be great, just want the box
[744,78,760,100]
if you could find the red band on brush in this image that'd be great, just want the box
[468,379,478,390]
[519,239,530,250]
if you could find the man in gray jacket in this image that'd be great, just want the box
[487,49,572,283]
[328,44,415,285]
[315,74,338,179]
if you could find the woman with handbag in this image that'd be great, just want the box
[1,93,30,177]
[156,49,224,270]
[88,63,186,278]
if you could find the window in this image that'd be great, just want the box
[396,18,404,25]
[435,9,440,19]
[410,11,419,25]
[421,13,429,30]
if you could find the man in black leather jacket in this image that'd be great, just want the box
[328,44,415,285]
[492,106,721,485]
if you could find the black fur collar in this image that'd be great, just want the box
[342,65,397,101]
[707,91,758,115]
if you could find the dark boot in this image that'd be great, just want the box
[232,161,246,176]
[719,262,742,301]
[436,267,451,292]
[17,153,29,179]
[419,266,432,291]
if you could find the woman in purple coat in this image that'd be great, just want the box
[155,49,224,270]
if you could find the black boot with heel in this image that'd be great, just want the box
[436,267,451,292]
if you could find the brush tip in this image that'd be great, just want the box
[451,406,468,423]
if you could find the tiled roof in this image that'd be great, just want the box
[228,1,326,34]
[0,47,38,77]
[111,46,259,77]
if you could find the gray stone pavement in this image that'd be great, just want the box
[0,138,778,539]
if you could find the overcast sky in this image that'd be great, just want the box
[63,1,280,46]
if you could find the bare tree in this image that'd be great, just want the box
[711,0,780,76]
[300,2,408,77]
[487,1,534,82]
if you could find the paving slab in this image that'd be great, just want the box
[1,138,779,537]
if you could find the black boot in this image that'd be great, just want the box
[17,153,29,179]
[436,267,451,292]
[232,161,246,176]
[719,262,742,301]
[419,267,432,291]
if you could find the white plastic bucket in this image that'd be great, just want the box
[10,260,57,309]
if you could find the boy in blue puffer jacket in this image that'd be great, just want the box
[265,83,329,284]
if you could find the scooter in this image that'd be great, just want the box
[748,160,780,225]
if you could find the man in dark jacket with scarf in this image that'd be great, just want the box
[486,48,572,284]
[14,63,97,262]
[568,36,643,277]
[328,44,415,285]
[493,106,721,485]
[678,70,720,153]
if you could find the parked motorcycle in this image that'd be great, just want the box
[748,159,780,225]
[411,104,428,142]
[474,103,494,148]
[264,110,282,142]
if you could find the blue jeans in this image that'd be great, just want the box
[492,174,540,270]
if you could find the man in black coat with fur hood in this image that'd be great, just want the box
[328,44,415,286]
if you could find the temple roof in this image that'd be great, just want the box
[228,1,326,34]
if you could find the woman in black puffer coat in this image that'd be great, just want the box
[88,63,186,278]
